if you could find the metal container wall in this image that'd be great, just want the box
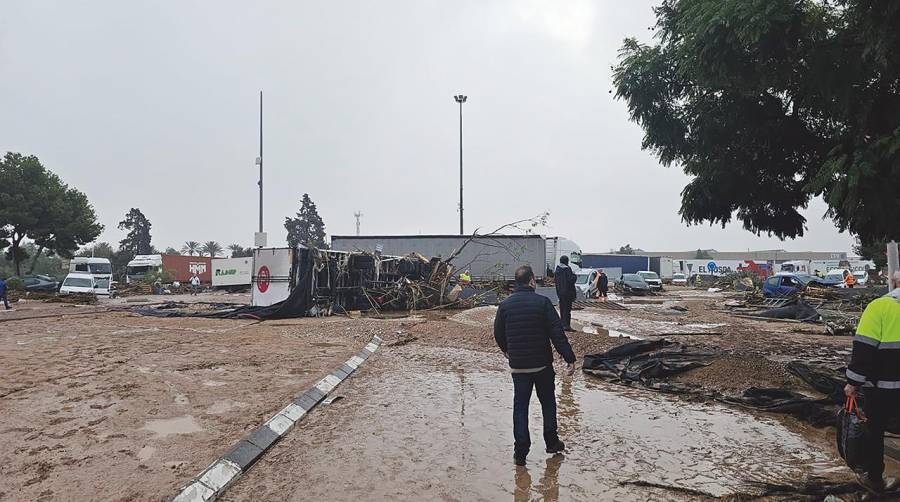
[251,248,293,306]
[160,255,212,283]
[580,254,651,275]
[332,235,547,280]
[211,257,253,287]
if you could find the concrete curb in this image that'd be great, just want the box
[172,335,383,502]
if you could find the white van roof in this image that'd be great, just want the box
[65,272,95,280]
[71,257,111,264]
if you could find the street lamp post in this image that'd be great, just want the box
[454,94,467,235]
[257,91,263,234]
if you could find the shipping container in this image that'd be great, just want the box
[161,255,212,283]
[212,257,253,288]
[544,237,583,275]
[125,254,212,283]
[580,254,651,275]
[649,257,674,280]
[331,235,547,281]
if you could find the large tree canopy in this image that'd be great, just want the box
[285,194,327,249]
[0,152,103,276]
[613,0,900,246]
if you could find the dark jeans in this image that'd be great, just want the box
[558,297,573,329]
[512,367,558,456]
[862,388,900,479]
[1,294,9,310]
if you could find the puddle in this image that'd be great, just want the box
[206,399,248,414]
[243,346,846,501]
[573,311,723,337]
[581,325,644,340]
[606,329,643,340]
[142,416,203,437]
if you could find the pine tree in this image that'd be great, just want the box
[284,194,328,249]
[117,208,153,259]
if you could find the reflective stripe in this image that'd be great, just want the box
[876,380,900,389]
[846,368,867,383]
[879,341,900,349]
[853,334,880,347]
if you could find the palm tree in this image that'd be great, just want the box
[227,243,244,258]
[201,241,223,257]
[181,241,201,256]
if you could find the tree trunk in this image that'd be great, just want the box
[27,246,44,275]
[12,232,23,277]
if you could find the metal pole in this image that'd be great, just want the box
[888,241,899,289]
[259,91,264,233]
[458,99,464,235]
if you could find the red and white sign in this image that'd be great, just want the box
[251,248,293,307]
[256,265,270,293]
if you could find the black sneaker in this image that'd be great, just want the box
[564,327,576,332]
[856,471,886,494]
[546,440,565,454]
[514,452,527,466]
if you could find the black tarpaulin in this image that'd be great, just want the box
[582,339,718,383]
[134,248,316,320]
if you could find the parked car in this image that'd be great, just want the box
[8,275,59,292]
[616,273,651,295]
[852,270,869,286]
[636,270,663,291]
[575,268,598,297]
[671,273,687,286]
[763,273,809,298]
[811,268,853,287]
[59,272,114,297]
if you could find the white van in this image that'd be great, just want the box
[69,257,113,278]
[59,272,114,297]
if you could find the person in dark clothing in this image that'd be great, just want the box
[0,278,10,310]
[495,265,577,466]
[594,269,609,301]
[554,256,577,331]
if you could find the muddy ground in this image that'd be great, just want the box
[0,298,390,501]
[223,345,849,501]
[0,289,892,501]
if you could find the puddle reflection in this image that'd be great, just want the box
[514,455,563,502]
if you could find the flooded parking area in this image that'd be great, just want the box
[224,345,848,501]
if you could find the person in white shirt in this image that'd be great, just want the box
[190,273,201,295]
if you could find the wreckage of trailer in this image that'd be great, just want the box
[246,245,496,318]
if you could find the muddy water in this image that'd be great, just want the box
[142,415,203,437]
[225,346,847,501]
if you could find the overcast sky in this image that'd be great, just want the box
[1,1,854,254]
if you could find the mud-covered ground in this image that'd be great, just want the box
[0,289,892,500]
[0,299,395,501]
[224,345,850,501]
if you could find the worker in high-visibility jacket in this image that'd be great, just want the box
[845,271,900,494]
[845,270,857,288]
[459,270,472,286]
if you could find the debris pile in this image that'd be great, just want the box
[583,340,848,428]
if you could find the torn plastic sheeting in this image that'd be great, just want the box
[754,300,821,322]
[582,339,717,383]
[723,388,838,427]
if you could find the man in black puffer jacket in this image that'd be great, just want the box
[554,255,577,331]
[495,265,576,466]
